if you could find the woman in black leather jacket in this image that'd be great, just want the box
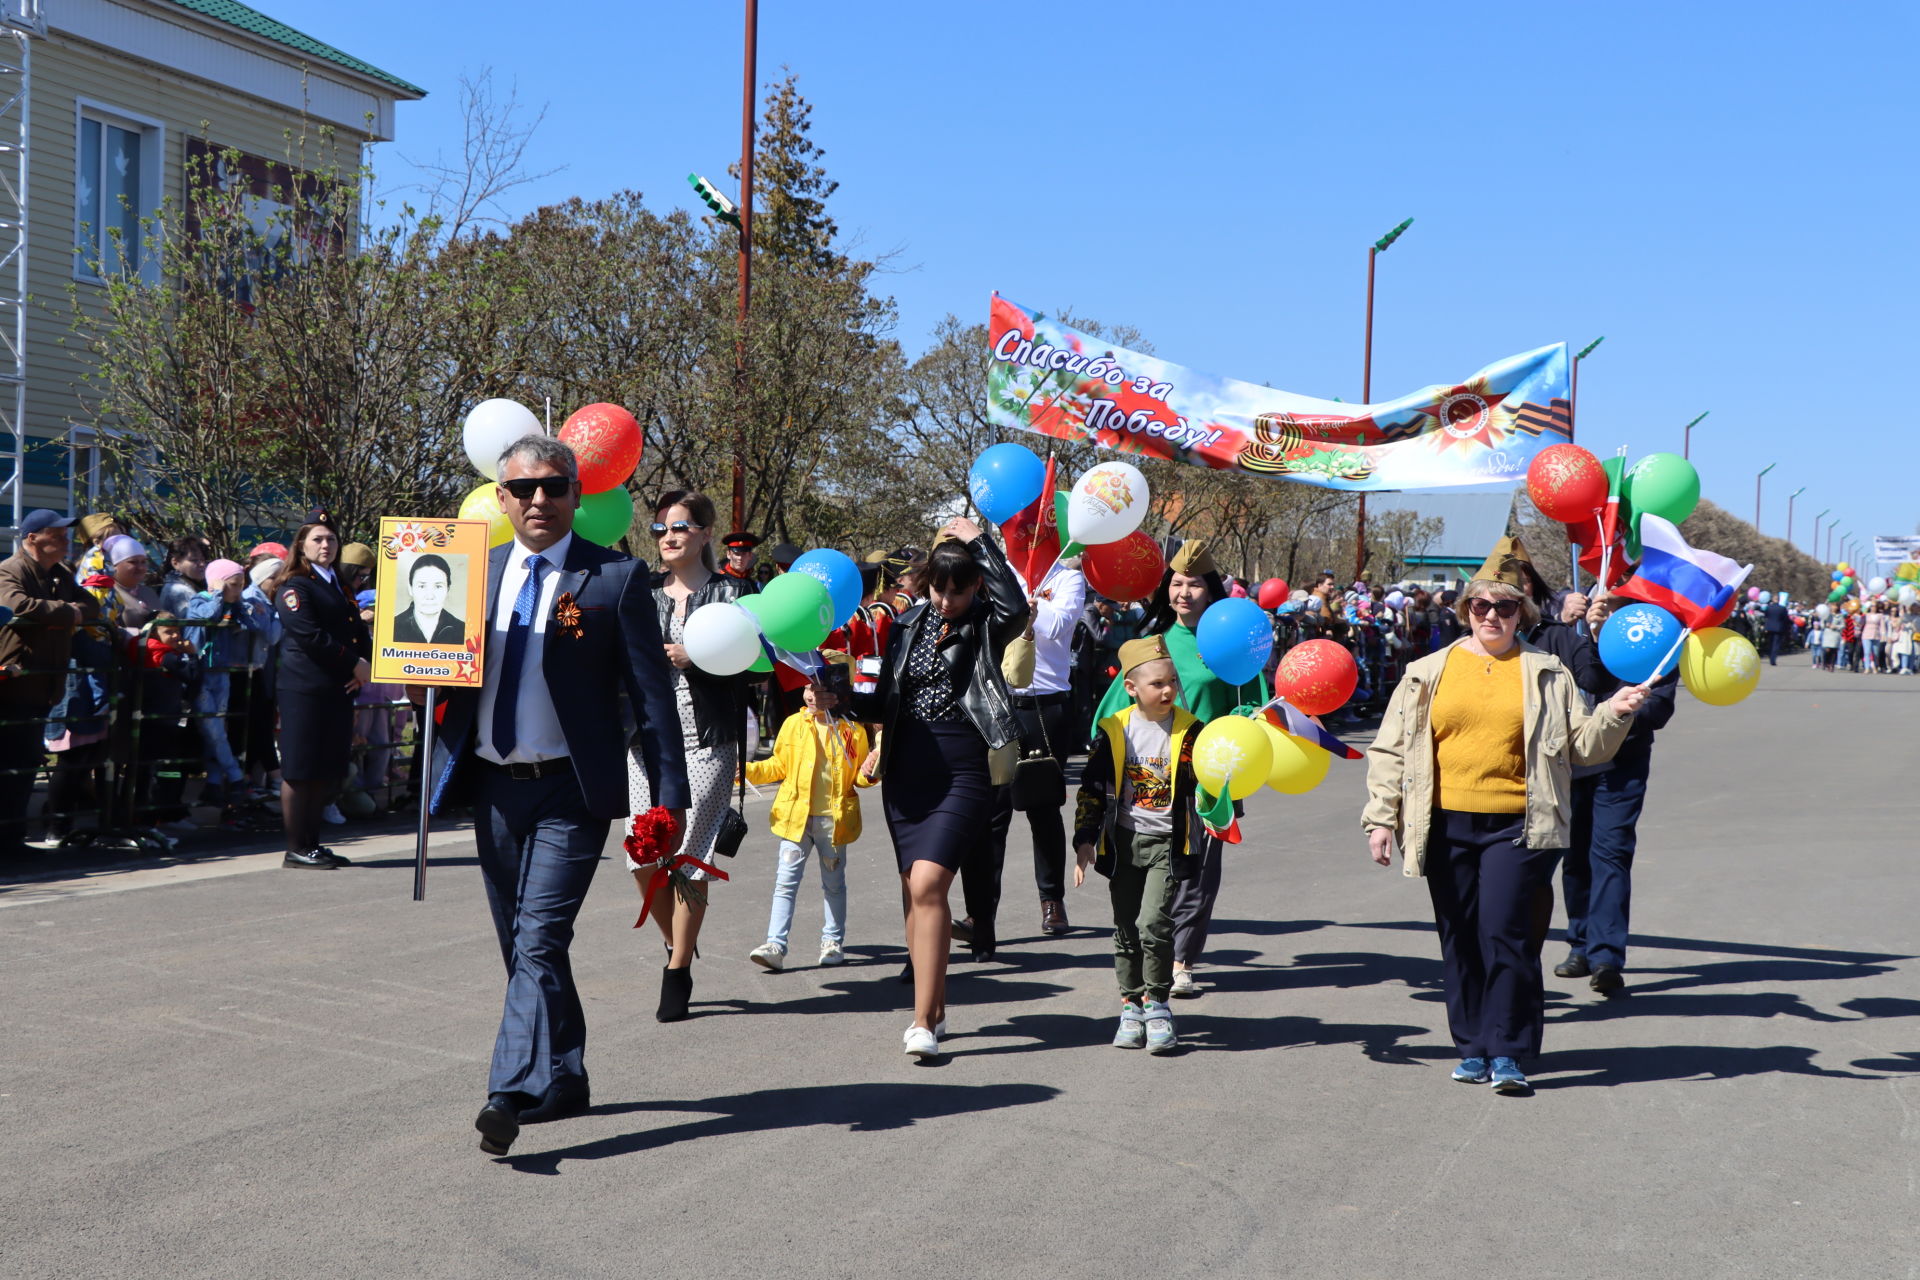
[626,489,752,1022]
[858,518,1027,1058]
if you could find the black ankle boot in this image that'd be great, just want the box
[657,965,693,1022]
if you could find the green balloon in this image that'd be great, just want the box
[574,486,634,545]
[748,647,772,674]
[1622,452,1699,526]
[755,571,834,651]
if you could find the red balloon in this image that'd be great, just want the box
[1526,444,1608,524]
[1256,577,1290,610]
[559,403,643,494]
[1082,530,1165,602]
[1274,639,1359,716]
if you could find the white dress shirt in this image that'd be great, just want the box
[1013,563,1087,697]
[475,534,572,764]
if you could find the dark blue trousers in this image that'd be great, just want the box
[472,765,610,1101]
[1426,811,1560,1060]
[1767,631,1783,665]
[1562,760,1650,971]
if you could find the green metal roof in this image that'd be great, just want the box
[163,0,426,97]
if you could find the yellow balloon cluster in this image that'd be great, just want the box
[459,481,514,548]
[1192,715,1272,801]
[1259,721,1331,794]
[1679,627,1760,706]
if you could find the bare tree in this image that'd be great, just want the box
[403,69,565,241]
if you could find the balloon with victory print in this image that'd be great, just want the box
[1525,443,1609,523]
[1064,460,1149,547]
[1191,714,1272,802]
[559,403,643,494]
[462,398,542,480]
[1678,627,1760,707]
[970,442,1047,524]
[457,481,513,548]
[682,601,763,676]
[1081,530,1165,603]
[789,549,862,627]
[1597,602,1684,684]
[1623,452,1700,526]
[1273,640,1359,716]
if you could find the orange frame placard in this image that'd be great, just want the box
[371,517,492,687]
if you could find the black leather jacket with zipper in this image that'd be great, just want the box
[653,569,753,751]
[858,534,1029,776]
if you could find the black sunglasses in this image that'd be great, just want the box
[1468,598,1521,619]
[650,521,706,538]
[499,476,573,501]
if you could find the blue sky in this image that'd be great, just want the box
[275,0,1917,564]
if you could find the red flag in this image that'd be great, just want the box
[1002,454,1060,587]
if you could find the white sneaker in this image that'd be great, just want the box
[903,1025,939,1058]
[818,940,845,966]
[320,804,346,826]
[1170,969,1202,998]
[749,943,786,971]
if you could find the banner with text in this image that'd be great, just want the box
[987,294,1572,491]
[1872,534,1920,580]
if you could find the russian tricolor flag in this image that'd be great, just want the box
[1615,514,1752,630]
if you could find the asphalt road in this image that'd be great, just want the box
[4,658,1916,1279]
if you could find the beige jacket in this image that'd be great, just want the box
[1361,639,1634,876]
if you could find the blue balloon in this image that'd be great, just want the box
[789,549,862,628]
[1194,597,1274,687]
[1597,602,1685,684]
[968,443,1046,524]
[1832,570,1843,581]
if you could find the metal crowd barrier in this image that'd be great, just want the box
[1,614,421,859]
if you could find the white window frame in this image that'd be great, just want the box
[72,99,165,285]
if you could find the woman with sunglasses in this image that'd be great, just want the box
[625,490,752,1022]
[1362,542,1648,1095]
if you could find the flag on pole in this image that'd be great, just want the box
[1197,785,1241,843]
[1260,698,1363,760]
[1614,514,1753,630]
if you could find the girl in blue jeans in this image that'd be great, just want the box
[745,678,874,971]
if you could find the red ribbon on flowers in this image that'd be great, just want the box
[632,854,729,929]
[623,805,729,928]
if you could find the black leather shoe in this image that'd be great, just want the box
[518,1080,591,1125]
[282,848,337,870]
[657,965,693,1022]
[1590,964,1625,995]
[1040,899,1069,935]
[475,1096,521,1155]
[315,846,351,867]
[1553,953,1591,979]
[897,960,915,985]
[949,916,975,944]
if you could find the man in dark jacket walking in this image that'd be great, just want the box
[1762,597,1790,666]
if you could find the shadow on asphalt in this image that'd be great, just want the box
[500,1082,1061,1173]
[1175,1012,1431,1063]
[1531,1044,1888,1088]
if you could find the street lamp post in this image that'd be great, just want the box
[1570,336,1604,434]
[1355,216,1413,581]
[1754,462,1776,531]
[733,0,759,532]
[1812,508,1830,559]
[1785,487,1806,547]
[1681,411,1710,460]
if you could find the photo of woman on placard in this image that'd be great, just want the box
[392,553,465,644]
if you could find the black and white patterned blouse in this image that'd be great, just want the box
[903,616,962,722]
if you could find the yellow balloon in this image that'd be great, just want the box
[458,481,513,548]
[1259,721,1331,794]
[1679,626,1760,707]
[1192,714,1273,802]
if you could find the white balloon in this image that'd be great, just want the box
[1900,585,1919,606]
[1814,603,1831,619]
[463,398,543,479]
[1867,576,1889,593]
[682,602,763,676]
[1064,461,1149,547]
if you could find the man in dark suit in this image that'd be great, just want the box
[430,434,689,1156]
[1762,596,1790,666]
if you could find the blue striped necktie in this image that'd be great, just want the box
[490,552,545,759]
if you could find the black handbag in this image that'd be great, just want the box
[712,684,751,857]
[1009,700,1065,813]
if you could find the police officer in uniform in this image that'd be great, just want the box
[272,512,371,868]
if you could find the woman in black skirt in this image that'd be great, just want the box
[271,518,371,869]
[860,518,1027,1058]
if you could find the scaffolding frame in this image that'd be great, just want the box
[0,1,38,550]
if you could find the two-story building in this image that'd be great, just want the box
[0,0,422,543]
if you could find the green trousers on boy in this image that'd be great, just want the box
[1108,827,1176,1004]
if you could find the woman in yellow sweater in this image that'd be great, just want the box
[1362,546,1649,1095]
[745,676,875,971]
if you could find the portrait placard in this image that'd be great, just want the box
[371,517,492,686]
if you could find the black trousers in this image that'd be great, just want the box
[1012,695,1071,902]
[1425,810,1560,1061]
[958,786,1013,951]
[0,714,43,859]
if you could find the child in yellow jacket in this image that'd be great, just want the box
[746,676,875,970]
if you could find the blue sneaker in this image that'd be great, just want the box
[1143,1001,1177,1054]
[1113,1002,1146,1049]
[1451,1056,1490,1083]
[1489,1057,1530,1094]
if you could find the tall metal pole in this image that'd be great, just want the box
[1754,462,1775,531]
[1355,245,1376,582]
[1682,410,1709,461]
[1811,508,1830,558]
[1569,337,1604,436]
[732,0,758,532]
[1785,487,1805,548]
